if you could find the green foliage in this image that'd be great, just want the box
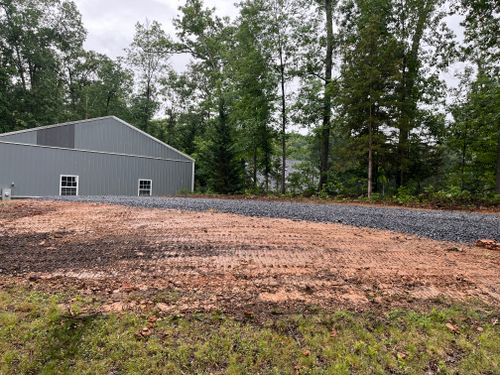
[126,20,172,132]
[0,0,498,200]
[447,71,500,195]
[0,0,85,129]
[1,287,499,374]
[67,51,133,120]
[458,0,499,75]
[287,162,319,196]
[229,0,277,191]
[394,186,420,205]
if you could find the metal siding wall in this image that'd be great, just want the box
[0,142,192,197]
[37,124,75,148]
[0,131,37,144]
[74,118,191,162]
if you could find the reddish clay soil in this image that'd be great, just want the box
[0,200,499,315]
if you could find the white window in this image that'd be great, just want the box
[60,175,79,196]
[138,179,152,196]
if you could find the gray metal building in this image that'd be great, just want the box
[0,116,194,197]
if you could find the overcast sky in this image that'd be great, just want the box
[74,0,465,131]
[74,0,237,72]
[75,0,465,78]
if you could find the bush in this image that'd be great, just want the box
[394,186,419,205]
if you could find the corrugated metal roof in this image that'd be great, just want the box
[0,116,195,162]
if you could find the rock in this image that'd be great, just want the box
[475,239,500,251]
[156,303,170,312]
[139,327,151,337]
[101,302,125,313]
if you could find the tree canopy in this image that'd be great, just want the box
[0,0,498,198]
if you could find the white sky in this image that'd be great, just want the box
[75,0,237,72]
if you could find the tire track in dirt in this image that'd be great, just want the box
[0,200,499,314]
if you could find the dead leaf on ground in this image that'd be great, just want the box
[446,322,458,333]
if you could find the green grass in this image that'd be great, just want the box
[0,287,499,374]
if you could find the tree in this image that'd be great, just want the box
[448,70,500,195]
[459,0,499,75]
[318,0,336,190]
[64,51,133,119]
[457,0,500,193]
[338,0,398,197]
[175,0,243,193]
[263,0,298,193]
[126,20,171,132]
[0,0,86,128]
[231,0,277,191]
[391,0,451,187]
[293,0,339,191]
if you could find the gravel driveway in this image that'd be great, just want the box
[48,196,499,243]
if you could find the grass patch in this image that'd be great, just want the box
[0,287,498,374]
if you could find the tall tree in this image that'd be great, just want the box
[159,68,202,150]
[293,0,339,191]
[265,0,298,193]
[448,71,500,195]
[0,0,86,128]
[338,0,398,197]
[66,52,133,119]
[458,0,500,193]
[231,0,277,191]
[175,0,243,193]
[318,0,335,190]
[392,0,451,187]
[126,20,171,132]
[459,0,499,75]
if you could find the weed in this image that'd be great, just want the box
[0,288,498,374]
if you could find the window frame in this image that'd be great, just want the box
[137,179,152,197]
[59,174,79,196]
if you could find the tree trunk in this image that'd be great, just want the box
[144,80,151,132]
[84,92,89,119]
[496,118,500,194]
[368,139,373,198]
[396,0,433,187]
[216,95,230,193]
[367,100,373,198]
[253,146,258,189]
[105,94,112,115]
[279,42,287,194]
[319,0,334,190]
[461,125,468,191]
[3,6,27,91]
[166,108,175,145]
[264,146,270,193]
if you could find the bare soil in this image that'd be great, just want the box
[0,200,499,315]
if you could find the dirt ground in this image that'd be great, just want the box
[0,200,499,315]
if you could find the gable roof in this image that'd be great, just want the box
[0,116,195,162]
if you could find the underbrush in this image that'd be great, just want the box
[181,190,500,211]
[0,287,499,374]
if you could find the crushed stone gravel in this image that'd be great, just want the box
[45,196,499,244]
